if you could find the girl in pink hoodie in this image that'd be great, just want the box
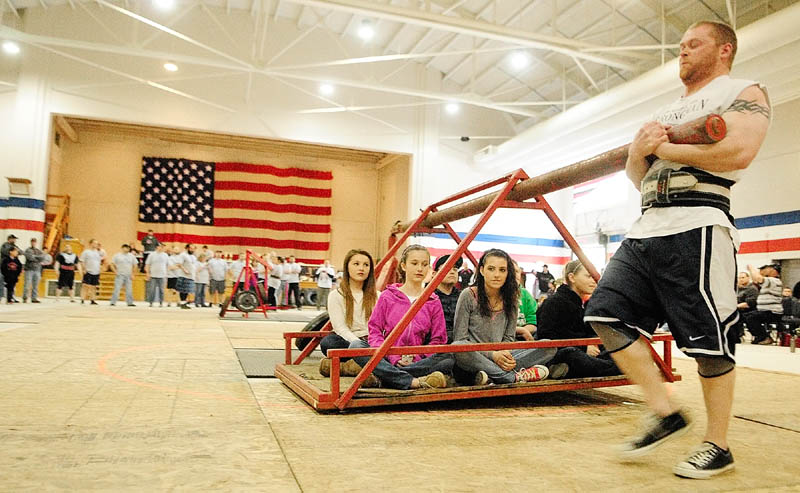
[350,245,454,390]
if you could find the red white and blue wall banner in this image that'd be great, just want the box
[0,196,45,240]
[417,232,571,270]
[605,209,800,260]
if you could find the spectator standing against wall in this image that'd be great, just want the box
[285,255,302,309]
[140,230,159,272]
[174,243,197,309]
[0,234,19,299]
[145,243,169,307]
[109,244,138,307]
[535,265,555,298]
[79,239,102,305]
[54,243,79,302]
[315,259,336,311]
[22,238,46,303]
[2,248,22,303]
[207,250,228,308]
[267,255,283,307]
[195,254,210,307]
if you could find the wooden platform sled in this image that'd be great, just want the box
[277,333,680,412]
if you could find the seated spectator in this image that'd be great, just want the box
[433,254,462,343]
[319,249,378,377]
[735,271,759,342]
[737,272,759,315]
[350,245,453,390]
[452,249,559,386]
[512,261,537,341]
[536,259,621,378]
[744,263,783,345]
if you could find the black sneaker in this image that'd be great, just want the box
[548,363,569,380]
[90,300,98,305]
[673,442,734,479]
[618,410,691,459]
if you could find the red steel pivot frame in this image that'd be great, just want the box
[278,114,726,410]
[219,249,274,319]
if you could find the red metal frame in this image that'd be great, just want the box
[219,249,277,319]
[277,168,680,411]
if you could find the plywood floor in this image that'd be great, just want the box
[2,300,799,492]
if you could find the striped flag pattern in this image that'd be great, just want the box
[136,157,332,263]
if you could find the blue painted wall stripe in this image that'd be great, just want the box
[423,232,566,248]
[735,209,800,230]
[0,197,46,210]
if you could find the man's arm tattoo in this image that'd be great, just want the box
[724,99,771,119]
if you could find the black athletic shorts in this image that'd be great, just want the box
[585,225,738,362]
[58,270,75,289]
[167,277,178,290]
[83,273,100,286]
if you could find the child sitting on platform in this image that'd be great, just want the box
[536,259,621,378]
[513,260,538,341]
[452,249,561,385]
[319,249,378,377]
[349,244,453,390]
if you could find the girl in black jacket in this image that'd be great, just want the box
[536,260,621,378]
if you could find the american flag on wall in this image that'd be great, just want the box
[137,157,331,263]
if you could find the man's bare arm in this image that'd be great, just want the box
[653,85,770,171]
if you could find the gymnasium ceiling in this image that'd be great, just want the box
[1,0,798,143]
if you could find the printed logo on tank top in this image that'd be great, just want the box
[656,97,709,126]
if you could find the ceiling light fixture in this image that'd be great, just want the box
[357,20,375,41]
[445,102,460,115]
[2,41,21,55]
[163,62,179,72]
[153,0,174,9]
[319,83,335,96]
[510,51,529,70]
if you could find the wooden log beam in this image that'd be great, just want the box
[394,114,726,233]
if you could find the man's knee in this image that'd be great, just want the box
[590,322,637,353]
[696,357,735,378]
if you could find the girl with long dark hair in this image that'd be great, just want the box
[319,249,378,377]
[452,249,561,385]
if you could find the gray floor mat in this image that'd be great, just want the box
[236,348,301,377]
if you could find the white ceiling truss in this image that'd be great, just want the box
[1,0,798,140]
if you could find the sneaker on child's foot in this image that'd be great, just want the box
[515,365,549,383]
[548,362,569,379]
[474,370,490,386]
[319,358,331,377]
[618,410,691,460]
[340,359,363,377]
[673,442,734,479]
[417,371,447,389]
